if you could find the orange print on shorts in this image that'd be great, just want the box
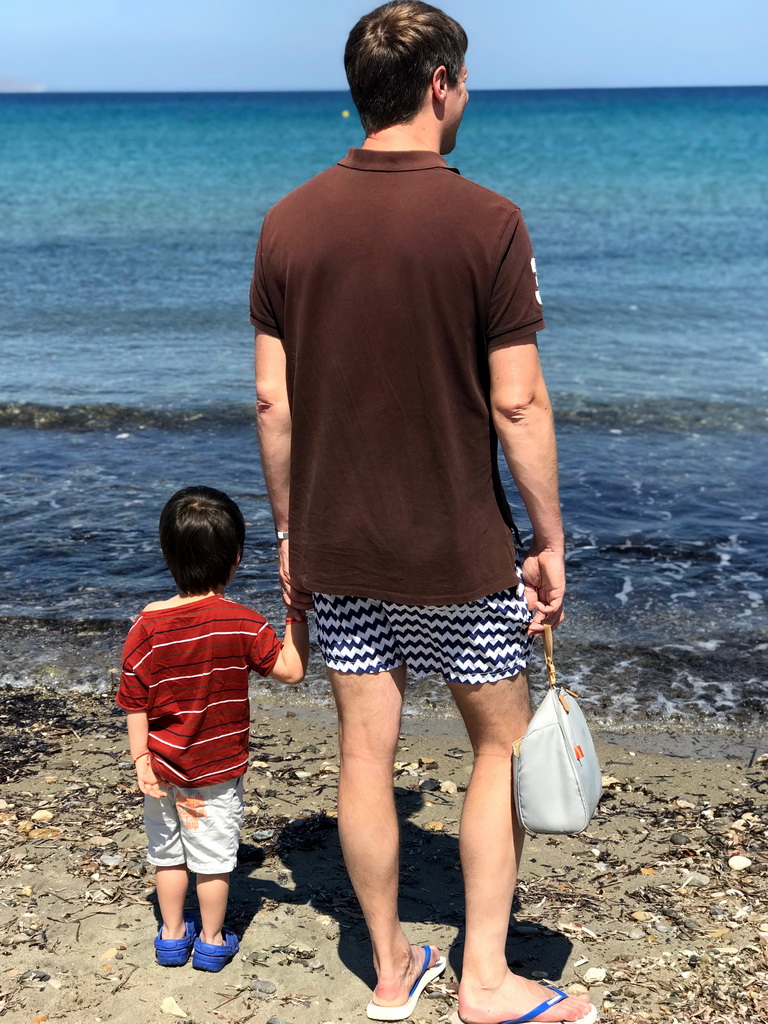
[176,793,208,831]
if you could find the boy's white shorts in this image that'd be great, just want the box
[143,777,244,874]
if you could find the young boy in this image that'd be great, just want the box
[117,485,309,971]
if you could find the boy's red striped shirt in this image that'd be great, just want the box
[117,594,282,787]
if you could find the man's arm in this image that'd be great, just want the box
[488,333,565,635]
[254,331,313,611]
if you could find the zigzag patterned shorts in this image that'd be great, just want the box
[313,579,534,685]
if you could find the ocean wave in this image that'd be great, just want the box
[554,396,768,433]
[0,401,253,431]
[1,396,766,433]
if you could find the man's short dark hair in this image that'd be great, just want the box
[344,1,467,134]
[159,486,245,596]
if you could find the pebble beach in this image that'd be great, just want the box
[1,680,766,1024]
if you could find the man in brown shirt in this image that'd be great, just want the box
[252,4,592,1024]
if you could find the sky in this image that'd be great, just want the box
[1,0,767,93]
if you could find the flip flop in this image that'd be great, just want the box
[450,985,598,1024]
[366,944,447,1021]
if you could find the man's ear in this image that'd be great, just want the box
[431,65,449,103]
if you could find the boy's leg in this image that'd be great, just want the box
[144,786,190,940]
[196,873,230,945]
[175,778,243,947]
[155,865,190,939]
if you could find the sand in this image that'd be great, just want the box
[0,685,766,1024]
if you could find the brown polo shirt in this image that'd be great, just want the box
[250,148,545,605]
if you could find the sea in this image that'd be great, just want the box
[1,88,766,749]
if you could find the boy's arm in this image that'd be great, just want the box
[125,711,167,798]
[268,617,309,686]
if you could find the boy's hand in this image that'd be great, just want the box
[134,753,167,798]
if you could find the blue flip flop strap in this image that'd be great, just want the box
[501,986,567,1024]
[407,945,432,998]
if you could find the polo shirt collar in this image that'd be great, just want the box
[338,148,458,173]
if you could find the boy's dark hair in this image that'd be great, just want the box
[159,486,245,596]
[344,1,467,134]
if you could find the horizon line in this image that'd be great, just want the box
[1,82,767,96]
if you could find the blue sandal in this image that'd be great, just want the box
[192,927,240,972]
[450,986,598,1024]
[154,916,198,967]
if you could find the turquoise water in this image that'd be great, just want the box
[1,89,766,727]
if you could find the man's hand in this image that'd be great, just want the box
[277,539,313,613]
[521,546,565,636]
[134,753,167,799]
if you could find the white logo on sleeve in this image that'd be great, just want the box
[531,257,542,305]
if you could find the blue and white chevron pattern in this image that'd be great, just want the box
[313,585,534,685]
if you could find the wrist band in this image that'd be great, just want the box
[133,751,151,764]
[275,530,289,540]
[285,615,307,625]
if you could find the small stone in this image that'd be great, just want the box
[424,820,444,831]
[419,778,440,791]
[20,970,51,982]
[531,970,548,980]
[631,911,652,922]
[266,1018,293,1024]
[709,906,725,917]
[655,925,669,933]
[100,854,122,867]
[308,958,324,970]
[250,979,277,994]
[669,832,689,845]
[293,770,312,779]
[728,855,752,871]
[31,810,54,822]
[758,922,768,933]
[583,967,607,984]
[568,984,589,995]
[681,872,709,888]
[626,928,645,940]
[87,836,113,848]
[683,919,702,932]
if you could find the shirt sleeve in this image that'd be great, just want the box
[116,620,151,711]
[486,207,546,346]
[249,619,283,677]
[249,214,283,338]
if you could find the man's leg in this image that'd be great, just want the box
[330,666,441,1006]
[448,673,592,1024]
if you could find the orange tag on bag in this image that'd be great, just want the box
[574,745,584,760]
